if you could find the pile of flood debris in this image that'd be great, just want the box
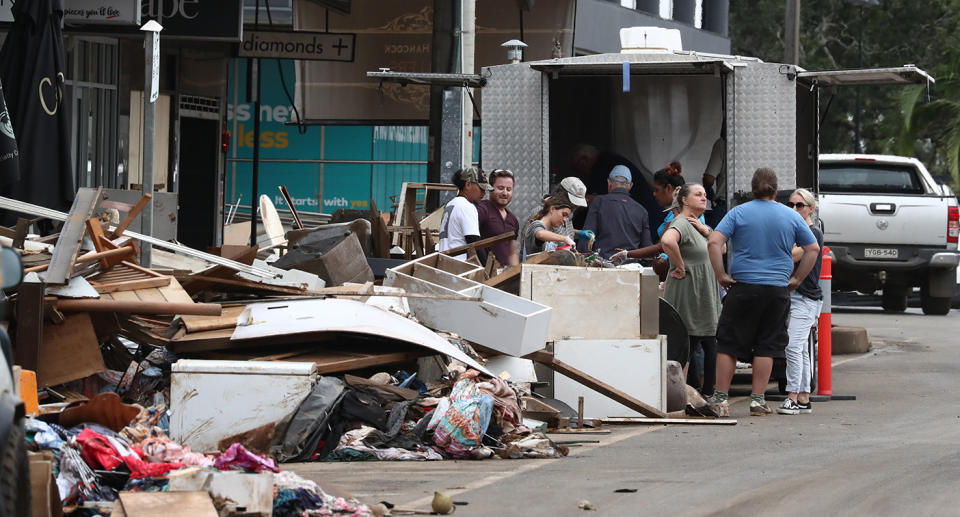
[0,187,583,516]
[2,183,731,516]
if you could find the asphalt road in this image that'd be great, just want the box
[288,306,960,516]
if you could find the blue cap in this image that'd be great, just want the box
[609,165,632,183]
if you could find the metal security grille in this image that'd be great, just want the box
[180,95,221,120]
[65,37,119,189]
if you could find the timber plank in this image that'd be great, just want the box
[440,231,515,257]
[484,251,552,287]
[602,417,738,425]
[110,194,152,238]
[92,277,170,294]
[527,350,666,418]
[272,348,428,374]
[182,306,245,333]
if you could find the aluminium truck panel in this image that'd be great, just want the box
[728,62,797,201]
[481,63,549,224]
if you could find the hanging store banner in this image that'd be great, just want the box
[239,30,356,62]
[138,0,243,41]
[0,0,142,25]
[46,0,244,41]
[292,0,575,121]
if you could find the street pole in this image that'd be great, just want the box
[784,0,800,65]
[854,5,864,153]
[140,20,163,268]
[461,0,475,170]
[249,2,262,247]
[250,59,261,248]
[428,1,455,210]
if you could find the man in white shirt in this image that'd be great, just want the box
[438,167,493,260]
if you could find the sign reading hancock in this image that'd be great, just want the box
[239,30,355,62]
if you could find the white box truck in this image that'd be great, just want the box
[479,34,934,228]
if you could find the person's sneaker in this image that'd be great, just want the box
[776,398,801,415]
[797,400,812,414]
[750,399,773,416]
[710,400,730,417]
[704,393,730,417]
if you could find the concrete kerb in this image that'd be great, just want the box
[832,325,871,354]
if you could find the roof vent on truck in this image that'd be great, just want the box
[619,27,683,53]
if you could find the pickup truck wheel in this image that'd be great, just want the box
[921,294,951,315]
[881,291,908,313]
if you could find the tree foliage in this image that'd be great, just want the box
[730,0,960,186]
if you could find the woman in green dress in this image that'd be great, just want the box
[660,183,721,396]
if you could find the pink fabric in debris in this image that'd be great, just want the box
[75,428,183,479]
[140,437,214,467]
[214,443,279,473]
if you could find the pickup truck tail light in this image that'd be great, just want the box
[949,206,959,244]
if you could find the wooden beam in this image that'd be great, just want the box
[277,186,304,230]
[90,276,171,294]
[369,198,391,258]
[602,417,738,425]
[484,251,499,279]
[110,193,151,238]
[13,279,44,372]
[56,299,222,316]
[411,219,426,258]
[85,219,113,268]
[187,274,482,301]
[271,349,428,375]
[24,246,136,273]
[35,232,61,244]
[484,251,552,287]
[526,350,667,418]
[440,231,516,257]
[44,187,101,285]
[12,218,29,249]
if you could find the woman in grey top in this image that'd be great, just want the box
[661,183,721,396]
[521,194,574,259]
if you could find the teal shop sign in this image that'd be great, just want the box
[226,58,379,214]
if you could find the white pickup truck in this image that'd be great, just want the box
[818,154,960,315]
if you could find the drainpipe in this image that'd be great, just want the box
[461,0,475,170]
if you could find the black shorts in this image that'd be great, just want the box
[716,283,791,361]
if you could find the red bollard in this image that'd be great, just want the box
[817,247,832,396]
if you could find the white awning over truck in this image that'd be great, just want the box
[798,66,933,86]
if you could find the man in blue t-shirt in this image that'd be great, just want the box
[705,168,820,417]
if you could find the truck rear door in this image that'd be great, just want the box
[818,159,949,247]
[797,65,934,192]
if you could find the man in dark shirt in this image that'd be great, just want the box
[583,165,653,259]
[476,169,520,266]
[571,144,661,231]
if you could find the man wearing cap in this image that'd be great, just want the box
[476,169,520,266]
[570,144,660,226]
[438,167,492,261]
[583,165,653,259]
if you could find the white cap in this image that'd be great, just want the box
[559,177,588,207]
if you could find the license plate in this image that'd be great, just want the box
[864,248,898,259]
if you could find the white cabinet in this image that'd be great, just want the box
[171,360,317,453]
